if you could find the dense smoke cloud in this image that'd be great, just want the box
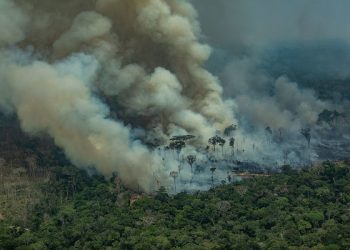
[0,51,163,191]
[1,0,349,193]
[0,0,234,192]
[0,0,27,46]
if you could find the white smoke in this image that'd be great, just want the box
[0,0,233,192]
[1,0,349,194]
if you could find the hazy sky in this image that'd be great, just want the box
[191,0,350,51]
[190,0,350,82]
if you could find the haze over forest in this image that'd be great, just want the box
[0,1,350,249]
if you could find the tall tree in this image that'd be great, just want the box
[186,155,196,173]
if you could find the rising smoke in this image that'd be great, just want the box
[191,0,350,129]
[190,0,350,173]
[1,0,349,193]
[0,0,234,192]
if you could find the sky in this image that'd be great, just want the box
[191,0,350,51]
[190,0,350,91]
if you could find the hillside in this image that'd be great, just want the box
[1,161,350,250]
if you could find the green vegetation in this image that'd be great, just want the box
[1,161,350,249]
[0,162,48,223]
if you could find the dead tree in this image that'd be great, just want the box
[26,156,37,177]
[227,171,232,183]
[265,126,273,143]
[170,171,179,192]
[210,167,216,187]
[300,128,311,147]
[186,155,196,173]
[218,138,226,155]
[0,158,5,184]
[278,128,283,143]
[177,165,183,175]
[229,137,235,156]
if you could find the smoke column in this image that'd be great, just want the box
[0,0,233,192]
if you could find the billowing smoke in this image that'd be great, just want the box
[1,0,349,193]
[221,58,330,131]
[0,0,233,192]
[189,0,350,173]
[191,0,350,128]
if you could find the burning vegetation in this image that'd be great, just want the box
[0,0,349,195]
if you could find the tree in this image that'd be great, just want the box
[155,186,169,202]
[210,167,216,186]
[227,171,232,183]
[265,126,272,135]
[3,158,350,249]
[0,158,5,183]
[186,155,196,173]
[229,137,235,155]
[218,138,226,155]
[317,109,345,126]
[208,135,225,152]
[278,128,283,143]
[265,126,273,143]
[170,171,179,193]
[300,128,311,147]
[208,137,218,151]
[170,135,195,142]
[169,140,186,158]
[224,124,237,137]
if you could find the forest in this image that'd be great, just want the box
[1,161,350,250]
[1,1,350,250]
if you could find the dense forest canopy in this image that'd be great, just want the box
[1,161,350,249]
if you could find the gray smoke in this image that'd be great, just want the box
[1,0,349,193]
[0,0,234,192]
[185,0,350,188]
[191,0,350,129]
[221,58,331,131]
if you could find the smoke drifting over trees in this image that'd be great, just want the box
[0,0,235,192]
[0,0,349,192]
[192,0,350,142]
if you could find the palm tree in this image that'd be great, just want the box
[300,128,311,147]
[186,155,196,173]
[170,171,179,193]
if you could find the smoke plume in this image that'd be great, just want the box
[191,0,350,130]
[1,0,349,193]
[0,0,234,192]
